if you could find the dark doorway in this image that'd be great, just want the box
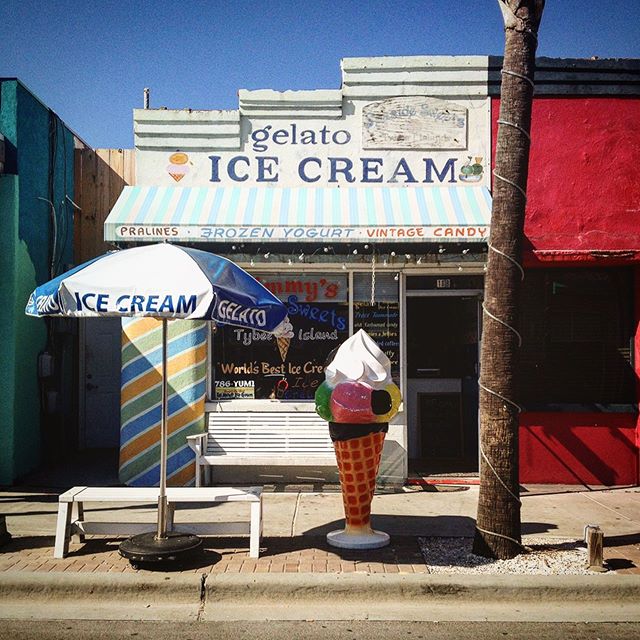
[406,295,479,475]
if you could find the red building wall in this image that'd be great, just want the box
[491,96,640,485]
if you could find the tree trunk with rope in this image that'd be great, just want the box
[473,0,544,560]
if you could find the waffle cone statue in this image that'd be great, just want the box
[315,330,401,549]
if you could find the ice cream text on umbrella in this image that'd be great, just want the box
[73,292,198,314]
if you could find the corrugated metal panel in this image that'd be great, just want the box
[134,108,241,151]
[341,56,490,98]
[239,89,343,118]
[489,57,640,96]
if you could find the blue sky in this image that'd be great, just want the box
[1,1,638,149]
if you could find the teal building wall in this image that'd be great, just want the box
[0,79,76,484]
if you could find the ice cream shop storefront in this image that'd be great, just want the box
[104,57,496,486]
[104,56,640,487]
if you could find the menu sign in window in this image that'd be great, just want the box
[353,301,400,383]
[212,274,349,400]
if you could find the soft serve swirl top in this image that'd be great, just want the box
[325,329,392,389]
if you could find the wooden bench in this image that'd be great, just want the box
[54,486,263,559]
[187,412,336,487]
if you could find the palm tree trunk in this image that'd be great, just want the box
[473,0,544,560]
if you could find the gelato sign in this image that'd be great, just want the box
[136,95,490,188]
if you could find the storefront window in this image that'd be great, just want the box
[519,267,635,410]
[211,273,349,401]
[353,273,400,384]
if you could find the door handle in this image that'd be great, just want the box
[86,382,98,391]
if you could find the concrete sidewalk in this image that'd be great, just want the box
[1,483,640,622]
[1,483,639,576]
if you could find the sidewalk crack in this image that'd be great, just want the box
[197,572,207,621]
[291,492,302,537]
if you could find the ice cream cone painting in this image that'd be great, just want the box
[315,329,401,549]
[167,152,190,182]
[274,318,294,362]
[276,336,290,361]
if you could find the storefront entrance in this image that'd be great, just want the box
[405,283,481,475]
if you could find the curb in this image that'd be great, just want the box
[204,572,640,601]
[2,571,640,622]
[0,571,203,603]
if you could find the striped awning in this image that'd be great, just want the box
[104,186,491,244]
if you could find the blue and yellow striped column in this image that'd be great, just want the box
[119,318,207,487]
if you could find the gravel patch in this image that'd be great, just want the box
[418,536,595,575]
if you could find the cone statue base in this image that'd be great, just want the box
[327,525,390,550]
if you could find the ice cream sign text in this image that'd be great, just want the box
[208,150,461,186]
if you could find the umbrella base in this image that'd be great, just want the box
[119,531,202,565]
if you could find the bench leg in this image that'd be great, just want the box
[249,500,262,558]
[71,502,85,543]
[54,501,72,559]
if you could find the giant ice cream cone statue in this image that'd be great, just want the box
[315,329,401,549]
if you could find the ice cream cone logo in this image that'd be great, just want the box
[273,316,294,362]
[167,152,190,182]
[276,336,290,361]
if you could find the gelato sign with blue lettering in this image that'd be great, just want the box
[136,96,490,188]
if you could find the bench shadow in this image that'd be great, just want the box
[0,535,56,553]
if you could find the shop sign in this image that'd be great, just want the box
[363,97,467,150]
[213,290,349,400]
[256,274,346,303]
[115,224,488,242]
[136,96,490,188]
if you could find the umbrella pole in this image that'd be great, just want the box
[157,318,168,539]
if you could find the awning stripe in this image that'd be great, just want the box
[105,185,491,243]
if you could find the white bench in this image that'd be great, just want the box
[187,412,336,487]
[54,486,263,559]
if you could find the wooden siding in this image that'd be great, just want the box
[74,147,134,262]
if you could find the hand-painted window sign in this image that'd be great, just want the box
[257,275,345,303]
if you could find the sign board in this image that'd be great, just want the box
[136,95,490,189]
[212,275,349,400]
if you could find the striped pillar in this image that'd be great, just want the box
[119,318,207,487]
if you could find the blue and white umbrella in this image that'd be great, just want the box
[26,243,288,331]
[26,243,290,553]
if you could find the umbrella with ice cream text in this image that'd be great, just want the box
[26,243,292,563]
